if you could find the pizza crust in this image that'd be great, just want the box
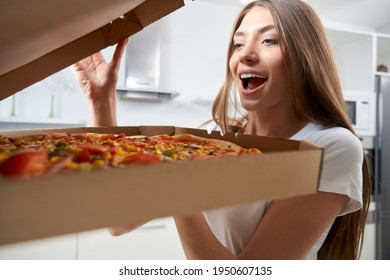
[172,134,243,152]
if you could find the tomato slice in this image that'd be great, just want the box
[189,153,208,160]
[98,134,117,140]
[0,149,48,177]
[76,149,91,163]
[124,152,162,165]
[130,140,147,148]
[115,133,127,140]
[79,143,106,154]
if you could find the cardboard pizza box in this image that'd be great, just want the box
[0,0,184,100]
[0,0,323,246]
[0,126,323,245]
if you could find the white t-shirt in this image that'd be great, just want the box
[202,122,363,259]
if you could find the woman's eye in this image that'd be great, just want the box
[262,39,278,46]
[233,43,244,50]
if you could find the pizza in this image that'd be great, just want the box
[0,132,261,178]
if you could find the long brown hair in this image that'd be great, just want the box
[212,0,371,259]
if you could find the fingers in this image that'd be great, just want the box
[71,58,89,72]
[111,38,129,70]
[72,55,92,73]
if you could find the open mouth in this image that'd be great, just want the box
[240,73,268,91]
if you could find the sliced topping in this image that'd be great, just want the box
[0,149,48,177]
[45,156,73,176]
[123,152,162,165]
[162,147,178,157]
[78,143,106,154]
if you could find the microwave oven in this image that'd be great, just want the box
[343,91,376,136]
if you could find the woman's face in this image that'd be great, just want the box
[229,6,290,114]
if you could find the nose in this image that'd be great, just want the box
[238,42,258,63]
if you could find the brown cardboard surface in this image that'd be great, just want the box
[0,0,184,100]
[0,126,323,245]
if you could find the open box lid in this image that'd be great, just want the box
[0,0,184,101]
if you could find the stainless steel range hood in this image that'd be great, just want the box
[117,87,179,102]
[117,20,179,102]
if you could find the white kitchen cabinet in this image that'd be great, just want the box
[0,234,77,260]
[323,26,390,94]
[77,218,186,260]
[376,35,390,73]
[0,116,85,130]
[326,29,374,92]
[0,219,185,260]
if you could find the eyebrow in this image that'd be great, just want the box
[234,24,276,37]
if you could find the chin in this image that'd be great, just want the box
[239,97,261,112]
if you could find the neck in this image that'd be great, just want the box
[245,111,308,138]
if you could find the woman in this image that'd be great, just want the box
[73,0,371,259]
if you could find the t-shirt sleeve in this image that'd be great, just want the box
[315,129,363,216]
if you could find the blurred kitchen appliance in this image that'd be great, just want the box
[375,74,390,259]
[117,20,179,102]
[344,90,376,137]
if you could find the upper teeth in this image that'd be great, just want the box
[240,73,266,79]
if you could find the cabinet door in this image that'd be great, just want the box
[0,234,77,260]
[326,29,374,92]
[77,218,186,260]
[377,36,390,74]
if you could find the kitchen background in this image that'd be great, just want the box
[1,0,390,259]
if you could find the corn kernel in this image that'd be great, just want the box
[125,144,139,152]
[117,147,125,156]
[66,162,79,170]
[93,159,105,167]
[0,151,9,161]
[103,152,112,160]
